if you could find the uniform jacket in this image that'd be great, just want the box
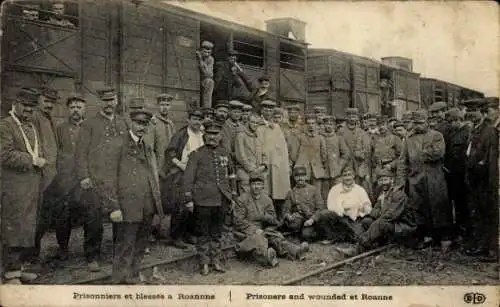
[115,133,163,222]
[257,121,291,199]
[74,112,128,209]
[234,127,268,182]
[372,132,403,173]
[53,118,83,196]
[282,183,325,220]
[444,124,471,176]
[0,116,42,247]
[295,132,327,179]
[342,126,371,178]
[34,110,57,190]
[322,131,350,179]
[233,192,277,235]
[397,128,451,228]
[144,114,175,179]
[220,118,244,158]
[183,145,236,207]
[281,121,303,167]
[369,184,416,234]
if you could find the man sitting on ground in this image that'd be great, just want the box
[233,173,309,267]
[304,165,372,245]
[336,168,417,256]
[281,166,325,242]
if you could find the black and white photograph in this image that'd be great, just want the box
[0,0,498,305]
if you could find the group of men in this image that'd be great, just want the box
[1,79,498,284]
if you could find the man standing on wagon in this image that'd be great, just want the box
[197,41,215,108]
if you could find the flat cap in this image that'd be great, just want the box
[188,108,204,118]
[345,108,359,116]
[40,87,59,101]
[249,172,265,183]
[96,87,116,101]
[66,92,86,105]
[258,75,271,82]
[286,104,301,111]
[412,110,428,122]
[129,97,145,109]
[157,93,174,103]
[201,41,214,49]
[16,87,40,106]
[204,121,223,134]
[242,104,253,111]
[214,101,230,110]
[229,100,245,109]
[445,107,463,120]
[293,165,307,176]
[261,100,277,107]
[393,120,405,128]
[130,109,153,123]
[428,101,447,112]
[376,168,394,179]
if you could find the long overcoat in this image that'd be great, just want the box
[34,110,57,191]
[281,121,303,169]
[234,127,268,185]
[397,128,451,229]
[144,114,175,179]
[295,132,327,180]
[322,132,351,180]
[257,121,291,199]
[0,116,42,247]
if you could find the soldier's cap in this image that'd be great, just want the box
[273,107,284,115]
[201,41,214,49]
[483,97,499,109]
[201,107,215,116]
[228,50,238,56]
[129,97,145,109]
[412,110,428,123]
[66,92,86,105]
[96,87,116,101]
[336,116,346,123]
[157,93,174,103]
[428,101,447,112]
[286,104,301,111]
[341,163,355,174]
[293,166,307,176]
[24,3,40,8]
[402,111,413,121]
[39,87,59,101]
[204,121,223,134]
[345,108,359,116]
[445,107,463,120]
[188,109,204,119]
[130,109,153,123]
[261,100,277,108]
[16,87,40,106]
[214,101,230,110]
[460,98,484,111]
[258,75,271,82]
[322,115,336,123]
[304,113,317,121]
[249,172,265,183]
[388,117,397,123]
[376,168,394,179]
[229,100,245,109]
[378,115,389,125]
[365,112,377,120]
[242,103,253,111]
[313,106,327,113]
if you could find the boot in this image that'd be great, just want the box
[20,271,38,282]
[200,264,209,276]
[212,262,226,273]
[266,248,279,267]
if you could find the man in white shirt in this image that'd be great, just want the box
[303,165,372,245]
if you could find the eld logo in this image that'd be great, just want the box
[464,292,486,304]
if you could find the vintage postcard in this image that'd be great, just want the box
[0,0,498,306]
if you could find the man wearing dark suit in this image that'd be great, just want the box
[74,87,128,272]
[183,122,237,275]
[109,109,164,284]
[465,98,499,262]
[213,50,248,102]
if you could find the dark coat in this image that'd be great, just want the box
[144,114,175,179]
[74,112,128,211]
[183,145,236,207]
[397,128,451,228]
[444,124,471,176]
[220,118,244,158]
[213,61,248,101]
[322,132,351,180]
[233,192,277,235]
[372,132,403,174]
[0,116,42,247]
[115,134,163,222]
[33,110,58,191]
[281,121,303,167]
[53,119,82,197]
[295,132,327,180]
[283,183,325,229]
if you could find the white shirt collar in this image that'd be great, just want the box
[129,130,140,144]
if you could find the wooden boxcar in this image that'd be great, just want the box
[307,48,381,116]
[420,77,484,109]
[380,63,421,118]
[1,1,307,127]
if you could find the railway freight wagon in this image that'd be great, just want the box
[1,1,308,126]
[420,77,484,109]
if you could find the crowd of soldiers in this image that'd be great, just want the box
[1,77,498,284]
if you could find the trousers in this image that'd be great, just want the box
[201,78,214,108]
[195,206,223,265]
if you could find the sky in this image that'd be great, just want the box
[167,0,498,97]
